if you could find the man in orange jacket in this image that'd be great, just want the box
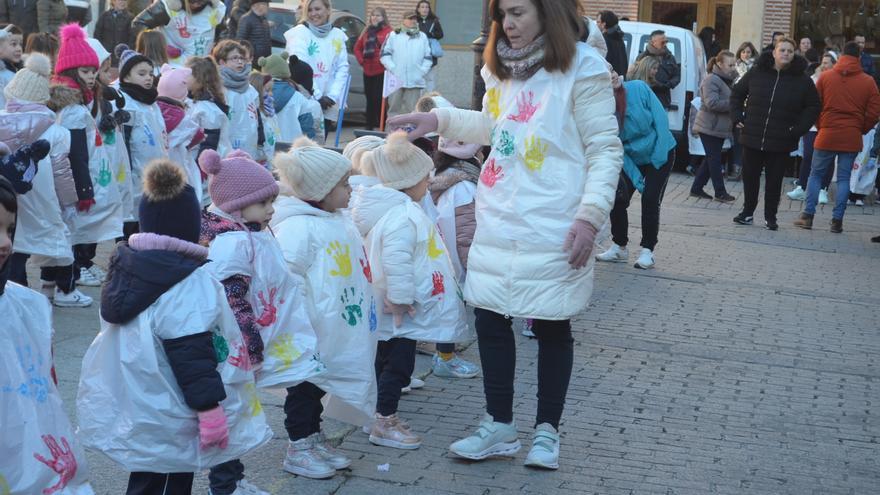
[795,41,880,233]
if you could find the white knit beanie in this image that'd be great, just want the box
[369,131,434,190]
[4,53,52,104]
[342,135,384,176]
[275,137,352,201]
[86,37,111,66]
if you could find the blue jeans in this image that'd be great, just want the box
[804,149,855,219]
[691,134,728,196]
[797,131,834,189]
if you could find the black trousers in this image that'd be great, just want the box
[364,73,384,129]
[375,338,416,416]
[73,243,97,270]
[474,308,573,429]
[741,146,790,222]
[284,381,326,441]
[8,252,76,292]
[117,221,139,244]
[126,472,193,495]
[610,152,673,251]
[208,459,244,495]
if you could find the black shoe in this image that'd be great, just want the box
[765,220,778,231]
[871,235,880,243]
[733,213,754,225]
[690,189,713,200]
[715,193,736,203]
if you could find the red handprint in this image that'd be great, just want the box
[359,246,373,283]
[176,16,191,38]
[33,435,77,494]
[507,91,539,123]
[316,61,328,75]
[228,341,252,370]
[480,158,504,188]
[431,271,445,296]
[256,288,284,327]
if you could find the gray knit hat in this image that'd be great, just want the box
[342,135,384,176]
[275,137,352,201]
[369,131,434,190]
[4,53,52,104]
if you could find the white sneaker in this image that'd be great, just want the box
[856,199,865,206]
[78,267,102,287]
[53,288,92,308]
[449,414,521,460]
[87,264,107,281]
[401,376,424,394]
[819,188,829,205]
[634,248,655,270]
[520,318,535,338]
[212,479,269,495]
[283,437,336,479]
[40,282,55,300]
[595,244,628,262]
[524,423,560,470]
[312,432,351,470]
[786,186,806,201]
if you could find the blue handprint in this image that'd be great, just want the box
[368,298,377,332]
[1,344,49,403]
[143,125,156,147]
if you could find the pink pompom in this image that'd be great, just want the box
[198,149,222,175]
[60,23,86,42]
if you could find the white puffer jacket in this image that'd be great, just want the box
[283,24,350,121]
[380,30,432,89]
[350,185,470,343]
[432,42,623,320]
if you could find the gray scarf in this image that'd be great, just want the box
[307,21,333,38]
[496,35,546,80]
[220,64,252,93]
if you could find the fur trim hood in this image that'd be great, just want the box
[47,84,83,112]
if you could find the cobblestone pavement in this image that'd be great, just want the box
[46,172,880,494]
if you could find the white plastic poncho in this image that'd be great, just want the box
[258,112,279,167]
[105,99,136,222]
[203,224,325,389]
[271,194,377,426]
[276,89,307,143]
[226,87,260,159]
[188,98,232,159]
[119,93,168,220]
[283,24,350,122]
[1,282,94,495]
[61,104,124,244]
[351,185,470,343]
[167,115,204,204]
[161,0,226,67]
[76,268,273,473]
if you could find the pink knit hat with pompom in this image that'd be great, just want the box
[198,149,279,215]
[158,64,192,102]
[55,24,99,74]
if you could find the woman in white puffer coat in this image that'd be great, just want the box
[387,0,623,470]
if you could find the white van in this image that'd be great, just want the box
[619,21,707,140]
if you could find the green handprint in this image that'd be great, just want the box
[524,135,547,172]
[497,130,515,157]
[102,129,116,145]
[308,40,320,56]
[97,159,112,187]
[327,241,352,277]
[212,329,229,362]
[339,287,363,327]
[455,282,464,302]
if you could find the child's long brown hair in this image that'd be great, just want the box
[135,29,168,67]
[186,56,226,107]
[56,68,102,117]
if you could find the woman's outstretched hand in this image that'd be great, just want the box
[385,112,438,140]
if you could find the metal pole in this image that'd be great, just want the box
[471,0,491,110]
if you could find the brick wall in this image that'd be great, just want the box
[581,0,639,21]
[762,0,794,45]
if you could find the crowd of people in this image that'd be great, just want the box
[2,0,880,494]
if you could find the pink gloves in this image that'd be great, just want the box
[197,406,229,450]
[385,112,439,141]
[563,219,598,269]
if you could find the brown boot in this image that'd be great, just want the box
[793,212,813,229]
[830,218,843,233]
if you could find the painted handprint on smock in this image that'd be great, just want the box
[256,288,284,327]
[524,135,547,171]
[268,334,301,371]
[308,40,320,56]
[174,15,191,38]
[94,132,102,147]
[209,8,220,27]
[143,125,156,147]
[359,246,372,283]
[368,299,377,332]
[497,130,515,157]
[480,158,504,188]
[333,38,343,54]
[102,129,115,145]
[228,341,252,370]
[243,382,263,417]
[339,287,363,326]
[97,159,112,188]
[427,230,444,259]
[193,36,209,57]
[212,329,229,362]
[116,162,127,183]
[507,91,539,123]
[486,87,501,119]
[2,344,49,403]
[327,241,352,277]
[431,271,445,296]
[33,435,77,494]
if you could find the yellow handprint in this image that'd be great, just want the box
[427,230,444,259]
[486,88,501,120]
[243,382,263,417]
[524,135,548,172]
[332,38,343,55]
[268,334,302,371]
[327,241,352,277]
[116,162,127,183]
[209,9,220,27]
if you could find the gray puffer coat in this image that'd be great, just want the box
[693,65,735,139]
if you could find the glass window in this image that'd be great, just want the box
[623,33,632,58]
[267,8,296,49]
[638,35,681,63]
[334,15,365,53]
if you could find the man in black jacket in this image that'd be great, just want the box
[636,30,680,108]
[598,10,628,78]
[236,0,270,63]
[0,0,37,39]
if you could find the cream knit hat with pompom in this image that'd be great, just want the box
[4,53,53,104]
[275,137,352,201]
[342,135,384,176]
[369,131,434,190]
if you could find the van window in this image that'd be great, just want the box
[623,33,632,57]
[637,35,681,63]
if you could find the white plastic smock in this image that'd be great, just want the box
[434,181,475,282]
[106,99,136,223]
[203,224,325,389]
[258,113,279,167]
[188,98,232,159]
[226,87,260,159]
[1,283,94,495]
[271,194,377,425]
[283,24,350,122]
[161,0,226,67]
[120,92,168,220]
[167,115,204,205]
[76,267,273,473]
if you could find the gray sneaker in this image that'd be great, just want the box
[449,414,521,460]
[283,436,336,479]
[432,353,480,378]
[523,423,559,470]
[312,432,351,470]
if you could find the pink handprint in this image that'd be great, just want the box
[431,271,445,296]
[228,341,252,370]
[33,435,77,494]
[507,91,539,123]
[315,61,327,76]
[176,16,191,38]
[480,158,504,188]
[359,246,373,283]
[256,288,284,327]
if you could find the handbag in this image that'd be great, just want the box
[428,22,444,58]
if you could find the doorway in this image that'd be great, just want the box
[641,0,734,50]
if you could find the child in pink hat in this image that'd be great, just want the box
[157,63,206,203]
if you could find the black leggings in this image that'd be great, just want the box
[8,252,76,293]
[475,308,574,429]
[284,381,326,441]
[610,151,673,251]
[73,243,97,270]
[375,338,417,416]
[126,472,193,495]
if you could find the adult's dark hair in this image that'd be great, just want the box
[854,33,866,39]
[484,0,584,80]
[772,31,784,38]
[736,41,757,60]
[804,47,819,63]
[844,41,860,57]
[0,176,15,217]
[598,10,618,29]
[650,29,665,38]
[416,0,436,19]
[698,26,715,40]
[0,23,22,35]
